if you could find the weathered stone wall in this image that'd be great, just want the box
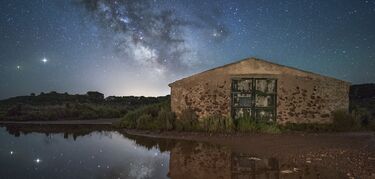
[170,58,350,124]
[277,74,350,123]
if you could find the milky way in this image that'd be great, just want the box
[0,0,374,98]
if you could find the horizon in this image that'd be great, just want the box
[1,0,374,99]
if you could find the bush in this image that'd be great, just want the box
[157,107,175,130]
[257,121,281,134]
[121,101,175,130]
[136,114,154,129]
[332,110,361,131]
[235,117,281,133]
[175,108,199,131]
[236,116,257,132]
[200,115,234,133]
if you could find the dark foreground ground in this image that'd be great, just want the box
[0,118,121,125]
[126,130,375,178]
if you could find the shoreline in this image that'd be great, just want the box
[123,129,375,156]
[0,118,121,125]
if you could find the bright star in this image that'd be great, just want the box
[213,32,218,37]
[35,158,42,163]
[41,58,48,64]
[16,66,21,70]
[10,151,14,155]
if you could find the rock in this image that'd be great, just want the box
[248,157,261,161]
[281,170,293,174]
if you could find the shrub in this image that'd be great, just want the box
[257,121,281,134]
[236,116,258,132]
[157,107,175,130]
[136,114,154,130]
[332,110,361,131]
[175,108,199,131]
[200,115,234,133]
[121,101,175,130]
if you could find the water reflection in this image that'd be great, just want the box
[0,125,345,179]
[2,124,114,140]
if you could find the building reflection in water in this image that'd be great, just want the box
[2,125,344,179]
[166,140,344,179]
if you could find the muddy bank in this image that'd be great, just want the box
[125,130,375,178]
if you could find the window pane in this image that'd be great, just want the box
[233,108,252,119]
[256,80,276,93]
[255,109,275,122]
[233,79,252,92]
[255,94,274,107]
[233,93,252,107]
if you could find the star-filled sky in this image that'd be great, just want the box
[1,0,374,99]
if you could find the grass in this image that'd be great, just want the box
[120,102,375,133]
[120,101,175,130]
[120,104,281,133]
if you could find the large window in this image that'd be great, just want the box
[231,78,276,122]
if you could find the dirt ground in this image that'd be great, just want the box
[0,118,121,125]
[125,130,375,178]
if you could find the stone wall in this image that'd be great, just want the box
[277,74,350,124]
[170,58,350,124]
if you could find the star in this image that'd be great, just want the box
[41,58,48,64]
[16,65,21,70]
[35,158,42,163]
[10,151,14,155]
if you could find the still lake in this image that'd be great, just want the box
[0,125,345,179]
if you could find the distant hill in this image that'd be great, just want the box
[0,91,169,121]
[0,91,169,106]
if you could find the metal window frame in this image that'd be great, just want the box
[231,77,277,122]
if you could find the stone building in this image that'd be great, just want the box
[169,57,350,124]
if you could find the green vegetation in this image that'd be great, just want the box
[121,101,174,130]
[121,104,281,133]
[200,115,234,133]
[0,91,169,121]
[121,102,375,133]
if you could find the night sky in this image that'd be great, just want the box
[1,0,374,99]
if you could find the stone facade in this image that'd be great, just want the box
[169,58,350,124]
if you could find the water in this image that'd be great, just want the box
[0,125,345,179]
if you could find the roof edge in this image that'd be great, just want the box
[169,57,351,86]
